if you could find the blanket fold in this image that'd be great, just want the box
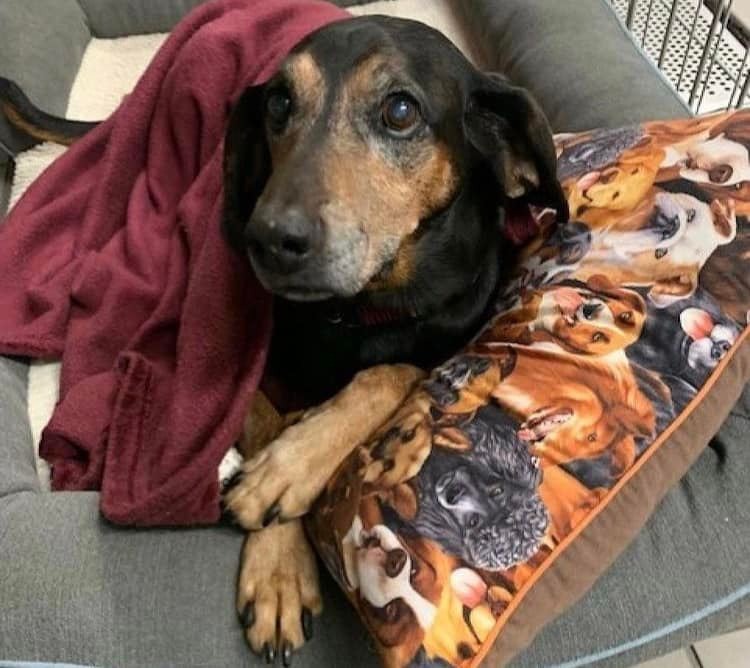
[0,0,348,525]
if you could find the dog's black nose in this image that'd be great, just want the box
[246,207,321,274]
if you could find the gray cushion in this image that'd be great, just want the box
[452,0,691,131]
[0,0,88,116]
[0,0,90,154]
[0,356,37,498]
[76,0,395,39]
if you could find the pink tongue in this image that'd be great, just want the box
[451,568,487,608]
[552,287,584,315]
[504,200,540,245]
[517,428,535,442]
[576,171,601,192]
[680,308,714,340]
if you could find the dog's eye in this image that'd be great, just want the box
[400,427,417,442]
[655,248,668,259]
[266,90,292,130]
[686,208,696,223]
[382,93,421,136]
[591,331,606,343]
[587,433,597,442]
[467,514,480,529]
[619,311,633,323]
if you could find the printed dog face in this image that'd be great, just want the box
[676,134,750,187]
[222,16,565,301]
[536,284,645,355]
[576,192,737,306]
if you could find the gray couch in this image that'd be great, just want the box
[0,1,747,667]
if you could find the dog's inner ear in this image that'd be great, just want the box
[222,85,270,250]
[465,73,568,220]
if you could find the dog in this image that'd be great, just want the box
[341,519,497,667]
[573,189,737,307]
[433,347,656,479]
[487,275,646,356]
[657,113,750,188]
[1,14,568,662]
[393,403,548,573]
[699,214,750,326]
[625,286,742,403]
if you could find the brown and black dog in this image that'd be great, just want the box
[1,15,568,664]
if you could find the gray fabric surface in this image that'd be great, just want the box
[0,0,89,116]
[75,0,394,39]
[0,357,39,498]
[451,0,691,132]
[0,0,90,154]
[75,0,207,38]
[0,491,377,668]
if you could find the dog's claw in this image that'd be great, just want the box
[239,602,255,628]
[263,643,275,664]
[220,505,240,527]
[302,607,313,641]
[262,502,282,527]
[282,642,293,667]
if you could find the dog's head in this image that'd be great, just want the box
[675,114,750,187]
[222,16,566,301]
[680,306,740,373]
[412,405,548,572]
[538,276,647,355]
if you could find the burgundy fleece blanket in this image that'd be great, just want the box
[0,0,348,526]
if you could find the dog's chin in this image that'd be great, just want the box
[253,267,376,302]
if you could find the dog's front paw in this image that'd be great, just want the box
[237,520,322,665]
[222,422,338,529]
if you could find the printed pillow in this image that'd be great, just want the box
[307,111,750,667]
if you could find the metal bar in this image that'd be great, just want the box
[728,42,750,108]
[677,0,705,91]
[689,0,724,107]
[626,0,638,30]
[659,0,680,68]
[697,0,734,111]
[735,66,750,107]
[642,0,656,48]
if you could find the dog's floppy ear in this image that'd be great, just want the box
[222,85,270,251]
[465,72,569,221]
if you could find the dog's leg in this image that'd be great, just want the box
[224,364,425,529]
[237,519,321,663]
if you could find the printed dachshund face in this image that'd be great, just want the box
[222,16,565,301]
[537,278,646,355]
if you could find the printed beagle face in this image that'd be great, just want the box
[565,147,663,220]
[536,281,646,355]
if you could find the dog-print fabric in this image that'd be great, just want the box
[307,111,750,668]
